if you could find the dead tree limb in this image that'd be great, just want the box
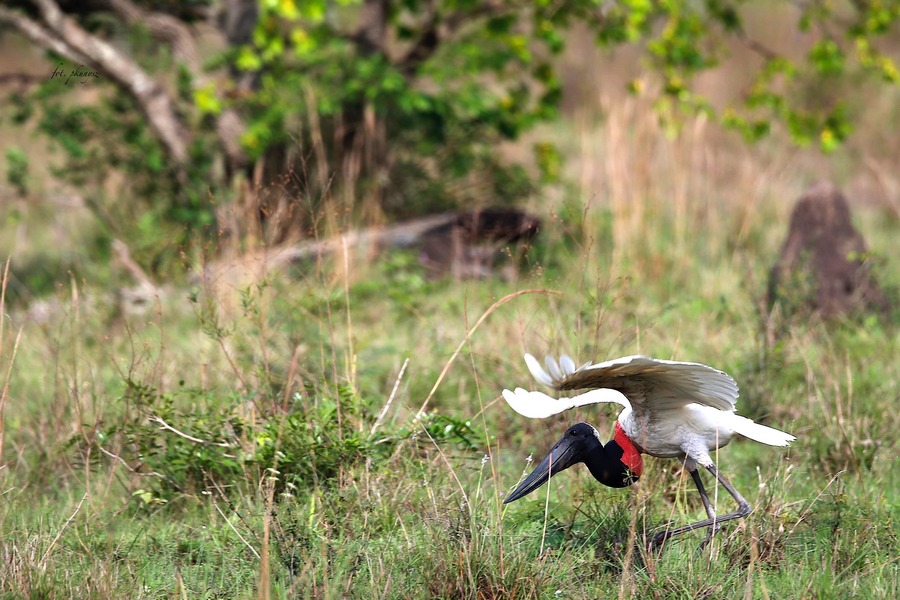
[2,0,190,172]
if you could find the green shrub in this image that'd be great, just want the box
[89,378,479,504]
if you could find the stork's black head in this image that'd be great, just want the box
[503,423,602,504]
[504,422,643,503]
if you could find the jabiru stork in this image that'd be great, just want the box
[502,354,796,551]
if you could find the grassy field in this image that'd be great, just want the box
[1,99,898,599]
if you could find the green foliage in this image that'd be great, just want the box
[229,0,561,217]
[102,380,249,498]
[6,1,899,274]
[216,0,899,208]
[4,146,29,196]
[253,385,373,493]
[92,377,480,503]
[17,74,215,274]
[590,1,899,153]
[727,2,898,152]
[416,411,480,452]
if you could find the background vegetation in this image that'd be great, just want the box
[2,0,899,270]
[0,1,899,598]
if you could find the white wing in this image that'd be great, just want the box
[503,353,739,419]
[502,387,630,419]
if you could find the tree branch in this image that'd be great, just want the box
[397,1,511,77]
[106,0,201,75]
[356,0,391,55]
[398,13,440,77]
[735,29,780,62]
[28,0,190,168]
[105,0,248,168]
[0,6,91,66]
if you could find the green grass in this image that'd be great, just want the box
[1,111,899,598]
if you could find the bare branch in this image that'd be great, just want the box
[356,0,391,55]
[212,500,261,559]
[218,0,259,46]
[398,14,440,77]
[111,239,155,287]
[149,415,236,449]
[736,30,780,62]
[397,1,511,76]
[370,357,409,436]
[26,0,190,167]
[98,444,166,479]
[215,109,249,169]
[0,6,90,65]
[106,0,201,75]
[39,492,88,567]
[104,0,248,169]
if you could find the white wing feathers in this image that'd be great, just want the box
[505,353,741,419]
[501,387,630,419]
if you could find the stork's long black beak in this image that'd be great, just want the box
[503,433,583,504]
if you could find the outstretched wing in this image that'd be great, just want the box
[501,386,630,419]
[502,354,739,419]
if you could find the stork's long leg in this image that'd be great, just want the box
[650,463,752,550]
[691,469,716,518]
[690,468,725,551]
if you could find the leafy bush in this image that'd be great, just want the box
[91,378,479,505]
[102,381,249,501]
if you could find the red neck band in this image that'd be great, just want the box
[614,421,644,477]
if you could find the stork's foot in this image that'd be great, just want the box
[648,529,673,552]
